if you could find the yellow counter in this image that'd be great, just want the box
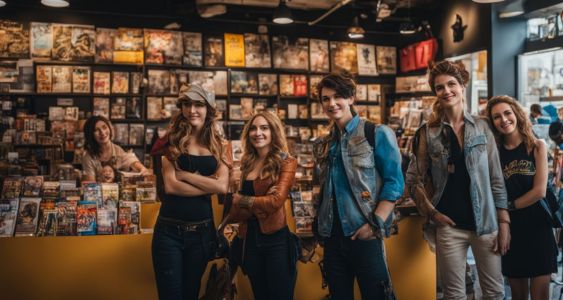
[0,201,435,300]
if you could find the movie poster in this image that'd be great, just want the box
[244,33,271,68]
[52,66,72,93]
[52,24,73,61]
[357,44,377,76]
[224,33,245,67]
[204,36,224,67]
[0,20,30,59]
[182,32,202,67]
[309,39,329,73]
[376,46,397,75]
[272,36,308,70]
[113,28,144,64]
[95,28,115,63]
[70,25,95,61]
[144,29,182,65]
[330,41,358,74]
[31,22,52,59]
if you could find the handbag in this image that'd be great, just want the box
[539,183,563,228]
[209,214,231,261]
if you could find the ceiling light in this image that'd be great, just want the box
[273,0,293,24]
[0,1,6,8]
[498,0,524,18]
[347,16,365,39]
[400,22,417,35]
[41,0,69,8]
[197,4,227,18]
[472,0,505,3]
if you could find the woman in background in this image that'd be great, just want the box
[229,111,298,300]
[486,95,556,300]
[82,115,150,182]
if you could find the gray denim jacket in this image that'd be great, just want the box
[405,113,507,236]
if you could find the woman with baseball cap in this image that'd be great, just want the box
[152,83,231,300]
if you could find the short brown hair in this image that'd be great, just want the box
[427,60,469,94]
[316,72,356,103]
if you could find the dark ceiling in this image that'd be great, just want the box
[1,0,441,35]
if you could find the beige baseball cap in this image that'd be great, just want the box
[178,83,215,107]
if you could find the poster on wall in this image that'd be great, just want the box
[330,42,358,74]
[356,84,367,101]
[367,84,381,102]
[309,39,329,73]
[309,75,322,99]
[230,71,258,94]
[148,69,171,95]
[52,24,73,61]
[144,29,183,65]
[182,32,202,67]
[52,66,72,93]
[70,25,95,61]
[224,33,245,67]
[31,22,52,59]
[376,46,397,74]
[213,71,228,96]
[272,36,309,70]
[95,28,115,63]
[111,71,129,94]
[204,36,224,67]
[0,20,30,59]
[244,33,271,68]
[357,44,377,76]
[279,74,294,96]
[258,73,278,96]
[72,66,91,94]
[36,65,52,93]
[113,28,144,64]
[93,72,111,95]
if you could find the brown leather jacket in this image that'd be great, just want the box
[229,156,297,237]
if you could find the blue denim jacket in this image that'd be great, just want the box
[313,116,404,238]
[405,113,508,236]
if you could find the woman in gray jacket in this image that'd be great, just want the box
[406,60,510,300]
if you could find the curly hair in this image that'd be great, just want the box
[83,115,113,157]
[239,112,289,185]
[485,95,537,154]
[167,98,226,166]
[427,60,470,127]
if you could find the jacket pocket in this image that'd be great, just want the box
[348,139,374,168]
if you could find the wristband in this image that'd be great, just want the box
[507,201,516,211]
[238,195,254,209]
[498,219,511,225]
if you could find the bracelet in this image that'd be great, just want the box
[238,195,254,209]
[428,209,438,219]
[498,219,511,225]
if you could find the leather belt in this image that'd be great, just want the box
[158,216,212,232]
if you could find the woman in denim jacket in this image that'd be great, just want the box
[406,60,510,300]
[486,96,556,300]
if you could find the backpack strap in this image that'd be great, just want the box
[364,120,379,148]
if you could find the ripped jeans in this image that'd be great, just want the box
[324,217,394,300]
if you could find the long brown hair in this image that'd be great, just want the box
[427,60,470,127]
[83,115,113,157]
[239,112,289,185]
[485,95,536,154]
[167,99,225,165]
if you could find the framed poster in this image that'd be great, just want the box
[309,39,329,73]
[330,41,358,74]
[113,28,144,64]
[272,36,309,70]
[244,33,271,68]
[95,28,115,63]
[224,33,245,67]
[182,32,202,67]
[376,46,397,74]
[357,44,377,76]
[204,35,224,67]
[31,22,52,59]
[0,20,29,59]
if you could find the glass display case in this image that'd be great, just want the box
[518,48,563,106]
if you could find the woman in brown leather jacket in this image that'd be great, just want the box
[230,111,298,300]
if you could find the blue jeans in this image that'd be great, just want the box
[324,218,393,300]
[242,220,297,300]
[151,219,214,300]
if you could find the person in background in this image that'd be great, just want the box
[312,73,404,299]
[152,84,230,300]
[228,111,298,300]
[406,60,509,300]
[530,104,552,125]
[486,95,556,300]
[82,115,150,182]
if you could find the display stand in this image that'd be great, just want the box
[0,202,435,300]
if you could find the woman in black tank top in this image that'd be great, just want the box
[486,96,556,300]
[152,84,230,300]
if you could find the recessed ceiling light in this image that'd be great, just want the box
[273,0,293,25]
[41,0,70,8]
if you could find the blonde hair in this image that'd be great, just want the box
[240,112,289,185]
[167,100,225,166]
[427,60,470,127]
[485,95,536,154]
